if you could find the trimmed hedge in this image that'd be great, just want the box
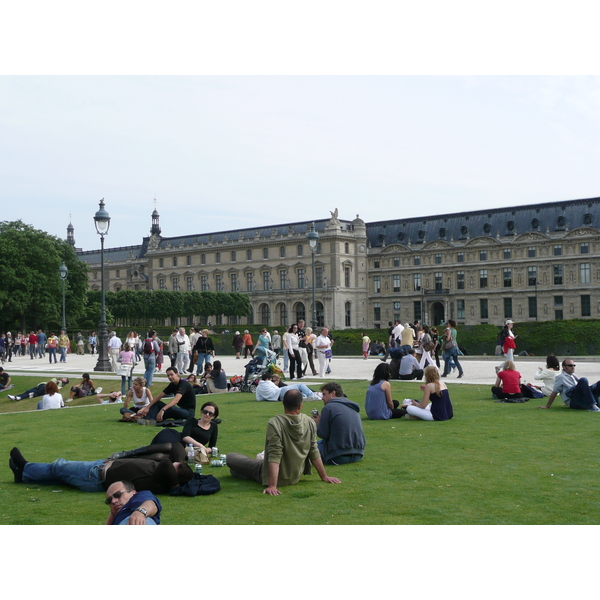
[111,320,600,357]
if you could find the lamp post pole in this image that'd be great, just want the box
[306,223,319,330]
[58,262,68,333]
[94,199,112,372]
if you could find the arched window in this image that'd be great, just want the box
[231,251,236,262]
[260,303,271,325]
[316,301,324,327]
[277,303,288,327]
[263,247,269,259]
[295,302,306,324]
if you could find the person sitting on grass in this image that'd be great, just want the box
[405,366,454,421]
[0,367,11,391]
[312,382,365,464]
[36,380,65,410]
[398,348,424,380]
[226,389,341,495]
[206,360,228,394]
[365,363,406,420]
[539,359,600,411]
[135,367,196,425]
[151,401,220,457]
[491,360,524,402]
[119,377,152,422]
[67,373,99,402]
[105,480,162,525]
[8,377,69,402]
[533,355,560,396]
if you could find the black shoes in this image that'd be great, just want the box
[9,447,27,483]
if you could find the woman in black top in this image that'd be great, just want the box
[151,401,219,455]
[181,401,219,452]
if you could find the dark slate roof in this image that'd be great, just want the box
[155,218,353,248]
[365,196,600,248]
[77,240,147,265]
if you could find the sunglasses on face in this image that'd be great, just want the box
[105,490,128,505]
[566,364,576,367]
[202,409,215,416]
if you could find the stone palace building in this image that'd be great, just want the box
[74,195,600,329]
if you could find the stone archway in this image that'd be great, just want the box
[430,301,445,327]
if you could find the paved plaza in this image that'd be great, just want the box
[3,351,598,389]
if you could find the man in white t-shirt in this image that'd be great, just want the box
[175,328,191,374]
[107,331,122,372]
[314,327,333,377]
[256,373,322,402]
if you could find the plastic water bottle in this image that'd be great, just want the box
[187,443,195,466]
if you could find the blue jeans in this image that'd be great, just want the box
[148,400,194,421]
[317,440,363,465]
[144,356,156,387]
[22,458,106,492]
[566,378,600,410]
[278,383,315,400]
[442,348,463,376]
[121,374,133,396]
[195,353,211,375]
[48,347,57,363]
[59,347,67,362]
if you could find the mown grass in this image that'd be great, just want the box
[1,375,599,525]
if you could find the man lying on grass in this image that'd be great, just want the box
[227,389,341,495]
[9,443,192,495]
[105,480,162,525]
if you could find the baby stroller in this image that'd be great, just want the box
[240,356,282,393]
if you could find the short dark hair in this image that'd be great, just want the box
[120,480,136,492]
[282,389,303,411]
[166,367,178,375]
[261,372,272,381]
[177,462,194,486]
[321,382,344,397]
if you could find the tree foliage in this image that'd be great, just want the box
[0,220,89,332]
[86,289,251,325]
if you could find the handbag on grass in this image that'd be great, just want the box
[192,446,211,465]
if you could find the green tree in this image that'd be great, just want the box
[0,221,89,332]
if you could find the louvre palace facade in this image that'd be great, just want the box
[74,195,600,329]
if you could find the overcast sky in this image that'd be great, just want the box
[2,4,600,254]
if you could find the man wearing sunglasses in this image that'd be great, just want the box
[539,359,600,411]
[105,480,162,525]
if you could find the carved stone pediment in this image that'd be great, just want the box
[464,236,501,247]
[422,240,454,250]
[380,243,410,254]
[563,226,600,239]
[512,231,549,243]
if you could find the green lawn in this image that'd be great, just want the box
[1,375,598,525]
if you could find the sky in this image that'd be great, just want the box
[2,4,600,251]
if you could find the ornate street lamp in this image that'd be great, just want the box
[93,198,112,372]
[306,222,319,329]
[58,262,68,333]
